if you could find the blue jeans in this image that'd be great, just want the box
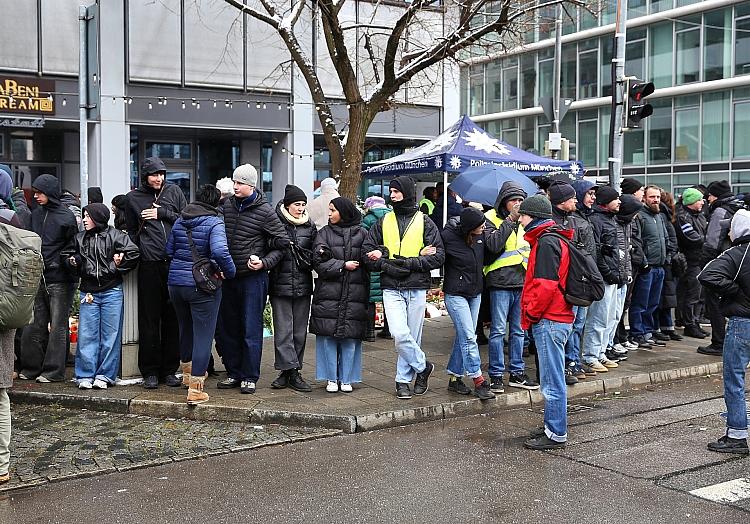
[315,336,362,384]
[565,306,587,366]
[583,284,620,363]
[445,294,483,379]
[723,317,750,439]
[533,319,572,442]
[75,287,124,384]
[382,289,427,383]
[629,267,665,338]
[216,272,267,382]
[488,288,524,377]
[606,285,628,348]
[169,285,222,378]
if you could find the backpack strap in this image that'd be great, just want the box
[185,226,202,263]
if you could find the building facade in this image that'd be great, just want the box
[462,0,750,194]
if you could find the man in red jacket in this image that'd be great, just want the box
[518,194,575,450]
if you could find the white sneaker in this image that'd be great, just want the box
[326,380,339,393]
[612,344,628,355]
[92,379,108,389]
[78,380,93,389]
[340,383,353,393]
[17,373,30,380]
[623,340,639,350]
[36,375,51,383]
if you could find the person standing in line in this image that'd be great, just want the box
[111,194,129,231]
[66,204,140,389]
[311,197,369,393]
[442,207,498,400]
[18,174,78,383]
[675,188,708,339]
[307,178,339,231]
[656,191,684,342]
[125,157,187,389]
[363,176,445,400]
[216,164,288,394]
[419,187,437,216]
[166,185,236,404]
[516,195,575,450]
[482,182,540,393]
[361,196,392,341]
[699,209,750,455]
[269,185,316,392]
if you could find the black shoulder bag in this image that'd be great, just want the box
[186,227,222,295]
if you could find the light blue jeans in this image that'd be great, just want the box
[315,336,362,384]
[582,284,617,364]
[0,388,8,476]
[488,288,525,377]
[533,319,572,442]
[605,285,628,349]
[723,317,750,439]
[565,306,587,366]
[445,294,483,379]
[75,286,124,385]
[383,288,428,383]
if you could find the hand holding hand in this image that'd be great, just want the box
[344,261,360,271]
[367,250,383,261]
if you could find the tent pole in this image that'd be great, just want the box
[442,171,448,228]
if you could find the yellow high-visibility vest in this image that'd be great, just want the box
[383,211,424,258]
[483,209,529,274]
[418,198,435,215]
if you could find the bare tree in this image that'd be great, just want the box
[221,0,586,198]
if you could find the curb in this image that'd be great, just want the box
[9,361,723,434]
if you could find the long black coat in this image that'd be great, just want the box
[269,203,316,298]
[309,224,370,340]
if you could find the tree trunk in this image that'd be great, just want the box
[333,105,371,200]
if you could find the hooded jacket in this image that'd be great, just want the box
[363,176,445,291]
[659,202,679,308]
[698,229,750,319]
[590,205,631,286]
[221,190,288,278]
[67,211,140,293]
[166,202,236,288]
[30,174,79,284]
[482,181,528,289]
[361,205,391,303]
[702,194,745,263]
[125,178,187,262]
[675,201,708,264]
[269,201,316,298]
[552,204,596,258]
[520,221,574,329]
[0,169,22,228]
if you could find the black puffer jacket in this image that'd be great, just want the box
[67,226,140,293]
[552,205,596,257]
[702,195,745,263]
[482,182,528,290]
[363,209,445,291]
[675,202,708,265]
[589,205,631,286]
[125,182,187,261]
[221,191,288,278]
[309,224,370,339]
[269,202,316,298]
[441,218,485,298]
[698,235,750,318]
[30,174,79,283]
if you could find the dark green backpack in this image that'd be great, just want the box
[0,223,43,329]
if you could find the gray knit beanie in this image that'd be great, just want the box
[518,194,553,219]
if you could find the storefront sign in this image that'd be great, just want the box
[0,117,45,128]
[0,77,55,115]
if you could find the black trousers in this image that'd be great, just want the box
[703,287,726,348]
[137,261,180,378]
[678,263,702,329]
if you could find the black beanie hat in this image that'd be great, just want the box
[617,194,642,218]
[596,186,620,206]
[518,194,553,219]
[620,178,644,195]
[548,181,577,205]
[88,186,104,204]
[460,207,485,235]
[83,203,110,228]
[283,184,307,206]
[707,180,732,199]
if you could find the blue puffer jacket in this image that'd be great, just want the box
[166,202,236,287]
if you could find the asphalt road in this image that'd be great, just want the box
[1,376,748,523]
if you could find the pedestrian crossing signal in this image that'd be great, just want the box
[624,78,654,129]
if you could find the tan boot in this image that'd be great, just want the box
[187,375,209,405]
[181,361,192,388]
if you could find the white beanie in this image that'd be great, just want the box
[320,177,338,190]
[730,209,750,241]
[215,177,233,196]
[233,164,258,187]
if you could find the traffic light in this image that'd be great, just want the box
[624,78,655,129]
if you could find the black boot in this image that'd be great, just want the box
[365,303,376,341]
[288,369,312,392]
[271,369,290,389]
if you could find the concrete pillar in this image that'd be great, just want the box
[271,134,291,206]
[442,61,462,131]
[290,65,315,199]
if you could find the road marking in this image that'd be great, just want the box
[690,478,750,503]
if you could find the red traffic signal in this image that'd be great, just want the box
[624,78,655,128]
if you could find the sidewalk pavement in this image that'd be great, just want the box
[9,316,723,433]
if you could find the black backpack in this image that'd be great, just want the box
[186,227,222,295]
[542,231,605,307]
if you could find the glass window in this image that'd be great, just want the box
[702,171,729,186]
[704,9,732,81]
[561,112,576,161]
[650,22,673,89]
[648,99,672,164]
[538,6,556,41]
[676,17,701,84]
[645,174,672,193]
[579,49,598,99]
[146,142,192,160]
[521,54,536,108]
[486,61,502,113]
[736,15,750,76]
[0,1,37,71]
[561,45,576,100]
[651,0,673,13]
[625,37,646,81]
[578,118,597,168]
[184,1,244,87]
[538,54,554,101]
[520,116,535,152]
[502,58,519,111]
[602,1,617,25]
[735,101,750,158]
[675,107,699,162]
[601,37,614,98]
[469,65,485,116]
[538,123,551,155]
[628,0,647,19]
[460,69,468,115]
[128,0,182,83]
[702,91,730,161]
[41,0,78,74]
[624,129,645,165]
[581,5,597,30]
